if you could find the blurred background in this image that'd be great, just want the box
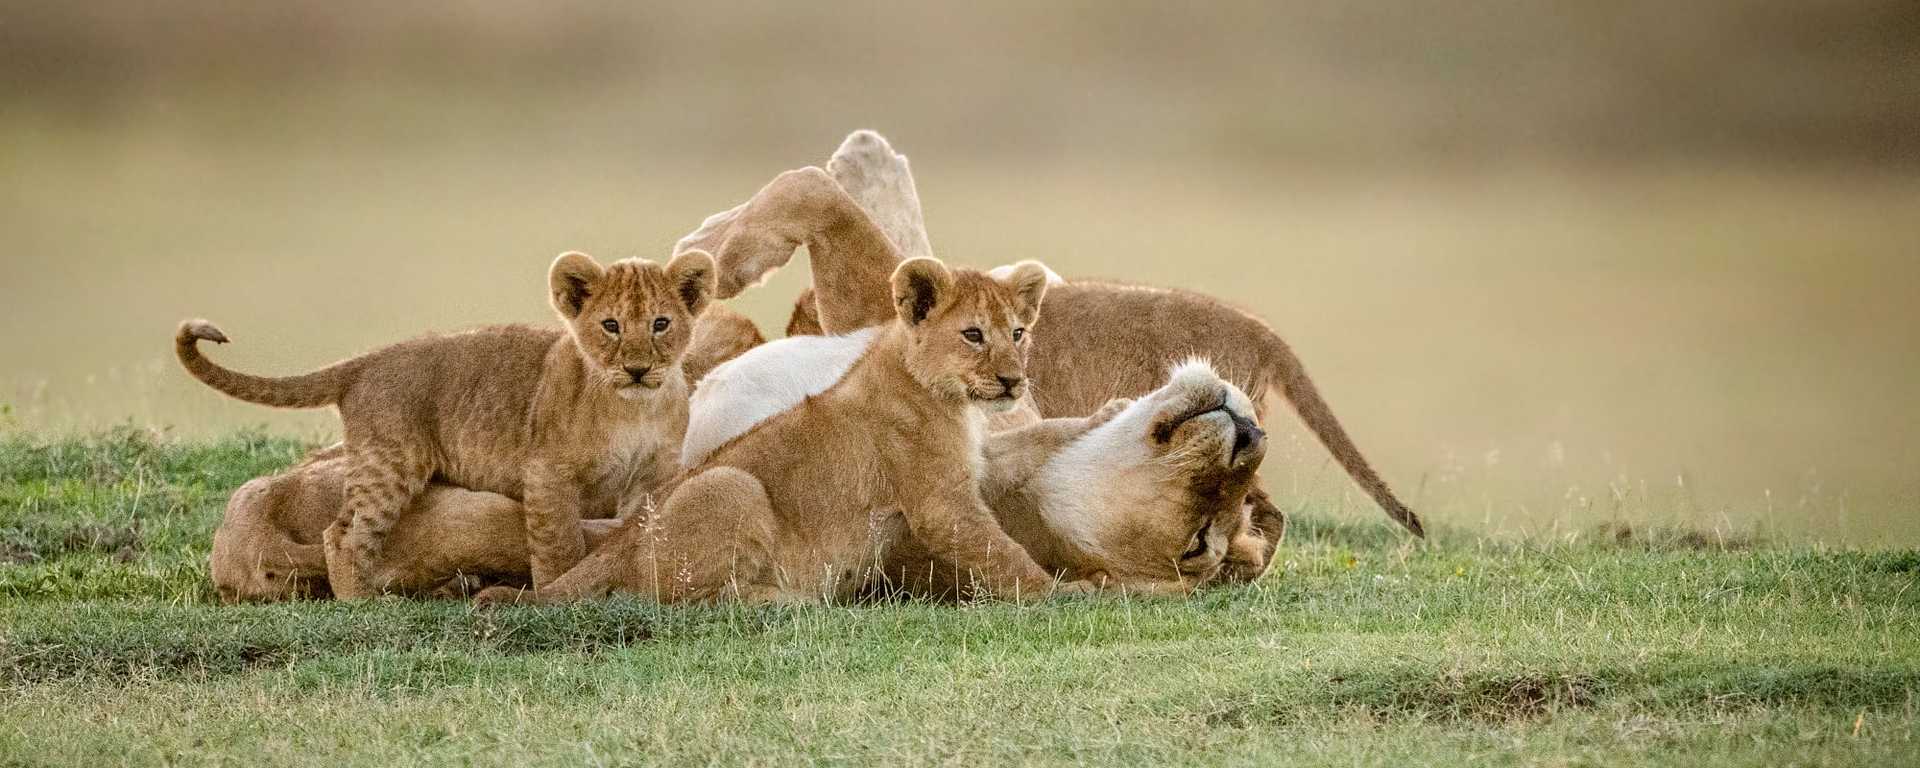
[3,1,1915,544]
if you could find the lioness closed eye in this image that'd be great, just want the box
[177,249,717,598]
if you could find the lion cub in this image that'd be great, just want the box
[177,250,716,598]
[482,257,1080,604]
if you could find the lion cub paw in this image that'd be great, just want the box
[1046,580,1100,598]
[321,522,373,601]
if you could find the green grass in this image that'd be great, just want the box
[2,431,1916,766]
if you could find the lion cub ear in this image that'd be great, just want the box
[667,249,717,316]
[549,252,605,320]
[997,260,1052,324]
[890,257,954,326]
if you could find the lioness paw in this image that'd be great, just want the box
[472,585,529,607]
[1088,398,1134,426]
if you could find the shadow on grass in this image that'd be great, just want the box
[0,600,747,685]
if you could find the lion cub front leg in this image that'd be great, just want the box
[480,467,778,606]
[902,468,1065,601]
[522,458,589,588]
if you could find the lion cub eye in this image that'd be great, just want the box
[652,317,671,334]
[1012,328,1026,342]
[961,328,985,344]
[601,319,621,335]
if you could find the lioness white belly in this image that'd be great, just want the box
[681,328,878,468]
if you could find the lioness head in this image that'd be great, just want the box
[889,257,1048,412]
[210,451,342,603]
[550,250,716,398]
[1029,360,1269,587]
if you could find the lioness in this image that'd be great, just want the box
[214,358,1266,601]
[210,444,622,602]
[676,131,1424,545]
[477,257,1083,604]
[178,250,717,598]
[208,306,766,603]
[689,339,1272,596]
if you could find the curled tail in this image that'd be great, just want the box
[174,319,352,409]
[1261,334,1426,538]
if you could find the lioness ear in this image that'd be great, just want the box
[667,249,717,316]
[890,257,953,326]
[998,260,1051,324]
[549,252,604,319]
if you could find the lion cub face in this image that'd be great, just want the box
[550,250,716,398]
[1036,361,1268,585]
[890,258,1049,412]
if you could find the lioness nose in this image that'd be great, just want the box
[1231,414,1265,454]
[997,375,1024,394]
[625,366,651,383]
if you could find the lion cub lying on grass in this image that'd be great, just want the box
[179,250,717,598]
[477,256,1085,604]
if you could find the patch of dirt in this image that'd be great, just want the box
[0,540,39,565]
[1208,671,1604,727]
[0,522,145,564]
[1592,522,1762,551]
[1357,671,1602,723]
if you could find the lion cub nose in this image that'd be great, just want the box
[625,366,652,383]
[996,375,1024,395]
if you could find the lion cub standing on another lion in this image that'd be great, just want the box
[481,257,1081,604]
[176,250,716,598]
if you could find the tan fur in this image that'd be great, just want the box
[692,138,1420,543]
[178,250,718,597]
[224,366,1265,604]
[478,257,1082,605]
[788,285,1414,544]
[209,309,765,602]
[209,445,623,603]
[870,383,1268,600]
[682,303,767,384]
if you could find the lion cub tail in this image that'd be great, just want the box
[174,319,352,409]
[1260,333,1427,538]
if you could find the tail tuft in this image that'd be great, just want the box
[178,319,230,345]
[173,318,348,409]
[1261,333,1428,539]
